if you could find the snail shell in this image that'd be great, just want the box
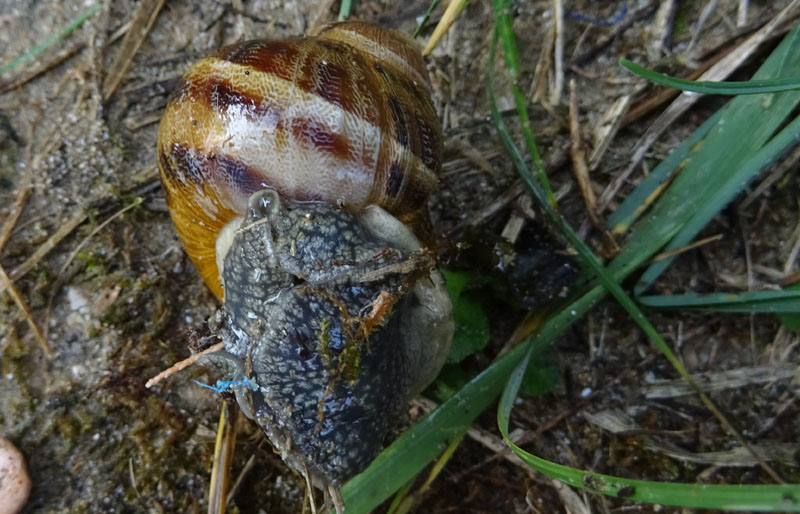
[157,21,453,490]
[157,21,442,299]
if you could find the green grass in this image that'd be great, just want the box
[0,4,100,74]
[412,0,443,39]
[638,290,800,312]
[337,0,354,21]
[620,58,800,95]
[340,4,800,513]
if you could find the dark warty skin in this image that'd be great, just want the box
[202,189,453,487]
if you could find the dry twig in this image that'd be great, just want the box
[649,234,724,263]
[568,80,599,226]
[1,208,87,291]
[584,409,799,467]
[589,94,631,170]
[226,453,256,507]
[0,42,84,95]
[145,342,225,388]
[648,0,679,61]
[102,0,167,100]
[0,184,32,252]
[644,363,797,399]
[739,0,750,26]
[0,264,53,358]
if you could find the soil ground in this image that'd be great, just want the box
[0,1,798,513]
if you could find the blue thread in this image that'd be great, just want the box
[568,2,627,28]
[194,378,259,394]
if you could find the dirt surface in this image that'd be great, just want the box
[1,0,798,513]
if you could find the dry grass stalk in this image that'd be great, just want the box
[649,234,724,263]
[0,42,84,95]
[589,94,631,170]
[568,80,598,224]
[208,405,237,514]
[102,0,167,100]
[569,80,618,252]
[308,0,338,31]
[1,208,87,291]
[0,264,53,358]
[549,0,564,106]
[0,184,32,251]
[422,0,467,56]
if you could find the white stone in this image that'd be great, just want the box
[0,438,30,514]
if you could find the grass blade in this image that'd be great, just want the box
[340,10,800,514]
[340,341,525,513]
[497,344,800,511]
[488,0,704,402]
[413,0,443,39]
[337,0,353,21]
[491,0,553,204]
[638,290,800,312]
[340,282,609,513]
[636,111,800,293]
[0,4,100,74]
[490,0,792,495]
[607,110,722,234]
[621,58,800,95]
[609,25,800,286]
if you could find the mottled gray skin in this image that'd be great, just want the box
[204,189,452,487]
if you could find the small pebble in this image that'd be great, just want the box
[0,438,30,514]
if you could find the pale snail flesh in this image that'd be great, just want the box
[156,21,453,488]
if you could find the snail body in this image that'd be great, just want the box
[157,21,453,489]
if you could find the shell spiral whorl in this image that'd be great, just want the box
[157,21,442,299]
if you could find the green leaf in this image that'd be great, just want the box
[427,364,470,403]
[620,58,800,95]
[441,269,469,301]
[447,293,490,363]
[519,343,558,397]
[441,270,491,363]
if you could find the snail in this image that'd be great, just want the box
[156,20,454,493]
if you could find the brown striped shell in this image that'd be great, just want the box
[157,21,442,299]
